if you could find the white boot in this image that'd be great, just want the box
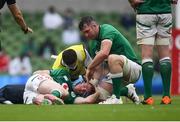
[126,84,140,104]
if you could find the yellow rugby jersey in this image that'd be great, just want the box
[52,44,91,80]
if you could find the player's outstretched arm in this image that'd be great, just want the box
[8,3,33,34]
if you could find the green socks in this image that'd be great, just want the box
[142,61,154,100]
[120,87,128,96]
[160,59,171,97]
[112,77,122,99]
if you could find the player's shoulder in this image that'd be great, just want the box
[58,67,69,73]
[101,24,117,33]
[99,24,118,39]
[101,24,114,28]
[51,67,69,75]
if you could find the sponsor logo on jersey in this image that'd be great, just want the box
[71,91,76,98]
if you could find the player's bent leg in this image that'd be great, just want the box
[103,54,124,103]
[38,80,69,99]
[120,57,141,104]
[122,55,141,83]
[108,54,124,73]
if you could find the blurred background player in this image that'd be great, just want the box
[0,0,33,34]
[52,44,92,81]
[43,5,64,30]
[128,0,178,105]
[79,16,141,104]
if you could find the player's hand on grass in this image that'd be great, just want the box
[129,0,144,9]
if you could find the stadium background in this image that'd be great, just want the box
[0,0,179,95]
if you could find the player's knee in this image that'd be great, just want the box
[141,45,154,59]
[108,54,116,62]
[108,54,124,66]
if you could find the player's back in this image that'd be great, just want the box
[137,0,171,14]
[25,74,53,92]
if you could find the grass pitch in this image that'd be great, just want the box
[0,95,180,121]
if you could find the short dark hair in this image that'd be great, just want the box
[79,16,95,30]
[88,83,96,96]
[62,49,77,65]
[81,83,96,97]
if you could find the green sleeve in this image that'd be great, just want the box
[64,92,76,104]
[49,69,71,84]
[101,30,115,42]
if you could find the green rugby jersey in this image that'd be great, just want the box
[49,68,77,104]
[136,0,171,14]
[94,24,140,64]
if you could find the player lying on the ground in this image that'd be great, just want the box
[23,73,68,105]
[72,75,140,104]
[0,74,98,105]
[30,69,99,105]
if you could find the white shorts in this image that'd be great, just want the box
[23,91,38,104]
[136,14,172,45]
[104,55,141,85]
[23,74,53,104]
[97,86,111,101]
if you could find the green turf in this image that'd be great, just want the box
[0,96,180,121]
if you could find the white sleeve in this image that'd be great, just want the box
[84,49,92,67]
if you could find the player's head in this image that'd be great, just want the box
[73,76,95,97]
[62,49,77,70]
[79,16,99,40]
[74,82,95,97]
